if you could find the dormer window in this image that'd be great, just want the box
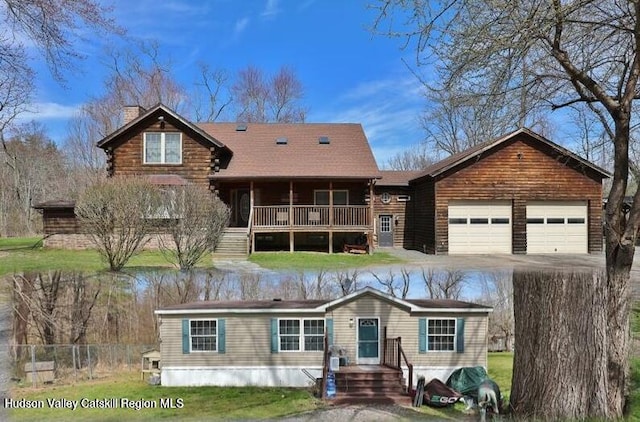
[144,132,182,164]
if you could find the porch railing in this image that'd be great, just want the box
[383,328,413,393]
[252,205,370,228]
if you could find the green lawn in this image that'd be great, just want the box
[9,371,322,421]
[10,355,512,421]
[0,237,403,276]
[248,251,402,270]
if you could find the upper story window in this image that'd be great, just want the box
[144,132,182,164]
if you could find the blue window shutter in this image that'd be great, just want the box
[326,318,334,346]
[418,318,427,354]
[271,318,279,353]
[456,318,465,353]
[182,319,190,354]
[218,319,226,354]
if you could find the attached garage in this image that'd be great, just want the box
[526,201,588,253]
[448,201,512,254]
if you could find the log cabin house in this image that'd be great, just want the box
[35,104,609,255]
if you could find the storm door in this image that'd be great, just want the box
[357,317,380,364]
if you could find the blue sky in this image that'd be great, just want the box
[20,0,426,168]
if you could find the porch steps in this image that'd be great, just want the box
[331,366,410,405]
[213,228,249,257]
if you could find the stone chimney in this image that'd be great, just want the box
[123,105,145,125]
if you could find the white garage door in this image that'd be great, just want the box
[448,201,512,254]
[526,201,588,253]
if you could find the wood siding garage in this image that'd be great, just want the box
[448,201,512,254]
[409,129,608,255]
[526,201,588,253]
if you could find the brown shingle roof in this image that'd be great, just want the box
[412,127,611,181]
[156,287,492,313]
[377,171,423,186]
[198,123,381,180]
[32,200,76,209]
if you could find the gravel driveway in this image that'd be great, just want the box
[278,404,473,422]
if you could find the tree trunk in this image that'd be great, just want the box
[510,270,610,419]
[605,242,633,416]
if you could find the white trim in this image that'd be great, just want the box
[277,317,325,353]
[426,317,457,352]
[356,316,380,364]
[161,366,323,387]
[143,132,182,164]
[188,318,218,353]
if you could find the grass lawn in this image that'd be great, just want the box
[9,371,323,421]
[248,251,402,270]
[0,237,403,276]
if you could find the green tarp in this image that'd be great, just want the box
[445,366,488,398]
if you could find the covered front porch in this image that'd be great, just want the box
[213,179,376,253]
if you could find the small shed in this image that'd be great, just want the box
[141,349,161,380]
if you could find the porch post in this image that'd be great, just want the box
[369,179,375,254]
[328,181,333,253]
[289,180,294,253]
[250,181,255,254]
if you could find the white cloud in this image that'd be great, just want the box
[261,0,281,17]
[234,17,250,36]
[311,76,426,166]
[17,102,80,121]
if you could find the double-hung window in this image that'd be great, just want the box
[190,319,217,352]
[427,318,456,351]
[278,319,324,352]
[144,132,182,164]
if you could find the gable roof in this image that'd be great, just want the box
[96,104,229,152]
[198,122,380,180]
[412,127,611,182]
[154,287,492,315]
[377,170,423,187]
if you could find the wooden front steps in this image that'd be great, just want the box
[330,365,411,405]
[213,227,249,257]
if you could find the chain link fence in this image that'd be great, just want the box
[6,344,157,387]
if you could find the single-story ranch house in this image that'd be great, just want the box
[35,104,609,255]
[154,287,492,399]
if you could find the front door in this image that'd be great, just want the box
[357,317,380,364]
[231,189,250,227]
[378,215,394,247]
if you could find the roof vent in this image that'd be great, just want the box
[236,124,247,131]
[319,136,330,145]
[276,137,288,145]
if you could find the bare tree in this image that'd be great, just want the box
[232,65,306,123]
[333,270,361,296]
[0,0,120,154]
[421,268,466,300]
[373,0,639,417]
[478,271,514,352]
[75,177,161,271]
[191,63,233,122]
[384,144,435,170]
[270,66,306,123]
[370,268,411,298]
[157,185,230,271]
[0,123,67,235]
